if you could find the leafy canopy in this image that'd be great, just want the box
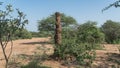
[0,4,28,38]
[38,13,77,36]
[54,21,104,65]
[77,21,105,44]
[101,20,120,44]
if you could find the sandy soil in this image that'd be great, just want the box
[93,44,120,68]
[0,37,53,68]
[0,37,120,68]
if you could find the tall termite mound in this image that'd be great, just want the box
[54,12,62,45]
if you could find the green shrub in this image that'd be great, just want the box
[77,21,105,44]
[53,21,104,65]
[31,32,41,37]
[54,36,96,64]
[39,31,53,37]
[14,29,32,39]
[101,20,120,44]
[21,61,50,68]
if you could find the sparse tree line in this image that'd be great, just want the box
[0,3,119,44]
[37,13,120,66]
[38,13,120,44]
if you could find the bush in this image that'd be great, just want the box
[39,31,53,37]
[53,22,105,65]
[13,29,32,39]
[101,20,120,44]
[77,21,105,44]
[21,61,50,68]
[30,32,41,37]
[53,21,105,66]
[54,40,96,65]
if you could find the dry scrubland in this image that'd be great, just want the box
[0,37,120,68]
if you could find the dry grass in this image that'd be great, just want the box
[0,38,120,68]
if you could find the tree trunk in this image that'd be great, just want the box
[54,12,62,45]
[0,38,8,68]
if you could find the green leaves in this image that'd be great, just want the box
[77,21,105,44]
[53,22,100,65]
[101,20,120,44]
[0,3,28,39]
[6,4,13,12]
[38,13,77,36]
[0,3,28,68]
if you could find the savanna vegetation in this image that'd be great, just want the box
[37,12,120,67]
[0,1,120,68]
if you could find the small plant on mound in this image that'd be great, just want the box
[53,21,104,66]
[54,41,96,65]
[54,34,96,65]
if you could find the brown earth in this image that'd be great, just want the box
[0,37,120,68]
[93,44,120,68]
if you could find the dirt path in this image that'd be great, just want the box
[0,38,120,68]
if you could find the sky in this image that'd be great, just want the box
[1,0,120,32]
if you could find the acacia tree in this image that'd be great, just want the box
[38,13,77,37]
[0,3,28,68]
[77,21,105,44]
[101,20,120,44]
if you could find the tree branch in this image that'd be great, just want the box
[102,0,120,12]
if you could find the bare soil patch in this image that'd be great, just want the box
[93,44,120,68]
[0,37,120,68]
